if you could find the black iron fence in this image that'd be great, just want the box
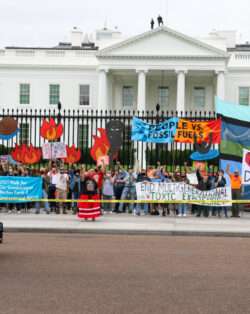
[0,107,218,170]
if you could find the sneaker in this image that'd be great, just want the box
[183,213,187,217]
[178,214,182,217]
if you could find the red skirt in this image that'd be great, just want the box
[77,194,101,220]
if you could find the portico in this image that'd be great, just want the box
[97,67,226,112]
[97,26,228,112]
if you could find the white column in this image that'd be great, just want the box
[98,68,109,110]
[216,71,225,100]
[136,69,148,169]
[176,70,187,114]
[137,69,148,112]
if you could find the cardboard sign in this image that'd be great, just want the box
[42,142,67,159]
[97,155,109,166]
[186,173,198,185]
[242,149,250,185]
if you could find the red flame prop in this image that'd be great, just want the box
[64,145,81,164]
[40,118,63,141]
[90,128,110,161]
[11,144,42,164]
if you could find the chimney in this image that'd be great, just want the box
[70,27,83,47]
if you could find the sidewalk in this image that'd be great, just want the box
[1,212,250,237]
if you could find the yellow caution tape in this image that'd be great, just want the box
[0,198,247,204]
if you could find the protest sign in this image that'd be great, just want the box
[186,173,198,185]
[97,155,109,166]
[242,149,250,185]
[131,117,179,143]
[42,142,67,159]
[0,176,42,203]
[175,119,221,144]
[52,142,67,159]
[136,182,232,207]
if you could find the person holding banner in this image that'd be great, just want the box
[226,165,242,218]
[196,167,212,217]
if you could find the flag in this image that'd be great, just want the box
[216,97,250,161]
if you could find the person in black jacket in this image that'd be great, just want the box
[196,168,212,217]
[215,170,228,218]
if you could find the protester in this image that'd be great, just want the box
[78,175,101,221]
[48,165,58,213]
[215,170,228,218]
[35,168,50,214]
[196,167,212,217]
[226,165,242,217]
[119,167,137,213]
[102,171,115,213]
[135,169,150,216]
[54,167,69,214]
[113,167,128,213]
[71,169,81,214]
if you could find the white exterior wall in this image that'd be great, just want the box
[0,27,250,112]
[0,68,98,109]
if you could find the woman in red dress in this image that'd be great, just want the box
[77,177,101,221]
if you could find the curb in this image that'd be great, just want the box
[4,227,250,238]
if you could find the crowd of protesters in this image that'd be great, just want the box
[0,159,243,218]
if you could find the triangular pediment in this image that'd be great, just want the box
[97,26,227,58]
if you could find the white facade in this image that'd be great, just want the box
[0,26,250,112]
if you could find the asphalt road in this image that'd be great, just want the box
[1,233,250,314]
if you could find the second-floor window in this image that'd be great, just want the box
[20,84,30,104]
[239,87,250,106]
[49,84,60,105]
[79,85,90,106]
[193,87,206,107]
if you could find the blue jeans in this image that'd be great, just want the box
[72,191,80,208]
[35,190,50,213]
[136,203,149,215]
[178,204,187,215]
[119,186,137,212]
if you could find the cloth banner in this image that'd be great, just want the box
[131,117,179,143]
[242,149,250,185]
[0,176,42,203]
[216,97,250,161]
[136,182,232,207]
[175,119,221,144]
[42,142,67,159]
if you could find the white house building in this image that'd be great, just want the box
[0,25,250,113]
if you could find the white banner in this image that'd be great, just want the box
[42,143,67,159]
[136,182,232,207]
[242,149,250,185]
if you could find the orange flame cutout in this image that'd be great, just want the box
[40,118,63,141]
[64,145,81,164]
[11,144,42,164]
[90,128,110,161]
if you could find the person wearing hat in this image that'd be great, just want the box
[226,165,242,217]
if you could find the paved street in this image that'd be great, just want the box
[2,212,250,236]
[1,233,250,314]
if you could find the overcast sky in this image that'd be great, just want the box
[0,0,250,47]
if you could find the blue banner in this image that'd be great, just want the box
[216,97,250,122]
[0,176,42,203]
[131,117,179,143]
